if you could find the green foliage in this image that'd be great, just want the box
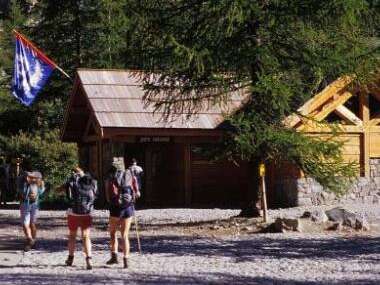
[0,0,379,203]
[0,130,78,190]
[0,0,131,202]
[126,0,380,194]
[0,0,27,88]
[228,111,358,194]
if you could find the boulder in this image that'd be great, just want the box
[326,207,370,231]
[274,218,303,233]
[325,207,356,227]
[310,209,329,223]
[355,215,370,231]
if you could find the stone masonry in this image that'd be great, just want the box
[273,159,380,208]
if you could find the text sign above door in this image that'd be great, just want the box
[138,137,171,143]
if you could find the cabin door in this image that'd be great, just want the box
[143,144,184,206]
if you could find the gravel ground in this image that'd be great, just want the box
[1,204,380,285]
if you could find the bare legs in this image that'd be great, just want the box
[82,228,92,258]
[66,227,92,269]
[68,229,77,257]
[109,217,119,255]
[22,223,37,251]
[107,216,133,268]
[67,228,92,257]
[23,224,32,241]
[120,218,132,258]
[30,223,37,240]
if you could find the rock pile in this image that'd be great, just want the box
[325,207,370,231]
[270,207,370,233]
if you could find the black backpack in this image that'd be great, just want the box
[68,174,97,215]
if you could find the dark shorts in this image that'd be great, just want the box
[109,205,135,218]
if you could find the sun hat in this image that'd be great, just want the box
[27,171,42,179]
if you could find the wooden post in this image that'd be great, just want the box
[97,139,104,203]
[359,92,370,177]
[259,163,268,223]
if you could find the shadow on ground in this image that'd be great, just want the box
[0,272,378,285]
[2,234,380,263]
[136,235,380,263]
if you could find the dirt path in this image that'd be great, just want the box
[0,207,380,285]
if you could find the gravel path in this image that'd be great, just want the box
[1,204,380,285]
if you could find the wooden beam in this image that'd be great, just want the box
[284,76,353,128]
[299,76,352,115]
[334,105,363,126]
[283,114,301,128]
[359,92,370,177]
[103,127,224,138]
[300,122,364,133]
[97,140,104,202]
[368,126,380,133]
[312,91,353,121]
[369,117,380,127]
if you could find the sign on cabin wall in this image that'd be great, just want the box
[138,137,171,143]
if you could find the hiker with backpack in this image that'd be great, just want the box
[105,159,140,269]
[63,167,98,270]
[130,158,143,192]
[18,170,45,251]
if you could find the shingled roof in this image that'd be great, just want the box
[61,69,248,142]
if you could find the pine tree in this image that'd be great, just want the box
[125,0,380,211]
[99,0,130,68]
[0,1,78,191]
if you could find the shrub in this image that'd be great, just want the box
[0,129,78,200]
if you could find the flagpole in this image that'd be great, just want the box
[55,66,71,80]
[12,29,72,80]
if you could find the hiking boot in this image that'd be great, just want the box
[123,257,128,269]
[106,253,118,265]
[86,257,92,270]
[24,239,33,252]
[65,255,74,266]
[30,239,36,249]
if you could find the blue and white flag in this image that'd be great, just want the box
[12,32,56,106]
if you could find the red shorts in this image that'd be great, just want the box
[67,214,92,231]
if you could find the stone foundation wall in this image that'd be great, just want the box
[274,159,380,207]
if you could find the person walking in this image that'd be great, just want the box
[130,158,143,192]
[63,167,97,270]
[18,171,45,251]
[105,159,139,269]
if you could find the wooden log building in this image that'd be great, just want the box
[61,69,254,207]
[62,69,380,208]
[284,76,380,176]
[269,76,380,207]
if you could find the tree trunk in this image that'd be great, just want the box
[238,160,261,217]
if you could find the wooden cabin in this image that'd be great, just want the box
[61,69,254,207]
[285,76,380,176]
[271,76,380,207]
[61,69,380,208]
